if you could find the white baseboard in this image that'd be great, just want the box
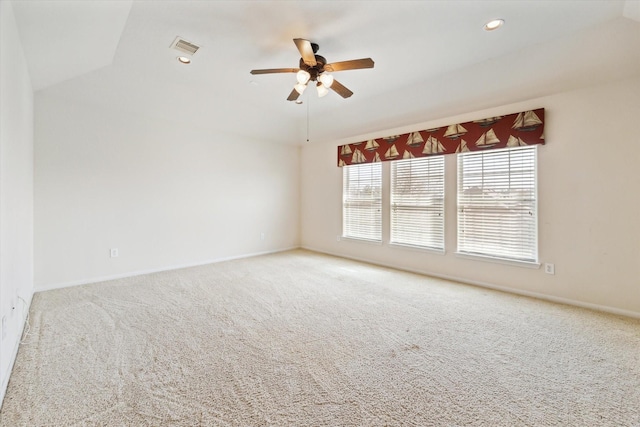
[0,291,33,411]
[301,245,640,320]
[35,246,300,293]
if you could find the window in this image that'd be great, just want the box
[391,157,445,250]
[457,145,537,263]
[342,163,382,241]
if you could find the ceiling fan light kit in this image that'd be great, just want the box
[250,38,374,101]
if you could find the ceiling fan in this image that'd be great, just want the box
[250,38,374,101]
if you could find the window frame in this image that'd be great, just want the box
[342,162,383,243]
[456,145,539,265]
[390,156,445,252]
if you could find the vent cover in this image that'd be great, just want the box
[170,37,200,55]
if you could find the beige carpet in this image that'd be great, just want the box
[1,250,639,426]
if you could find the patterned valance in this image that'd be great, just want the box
[337,108,545,166]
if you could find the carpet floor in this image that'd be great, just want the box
[1,249,639,426]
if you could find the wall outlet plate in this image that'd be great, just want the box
[110,248,119,258]
[544,263,555,275]
[1,315,6,340]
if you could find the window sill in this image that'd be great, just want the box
[389,242,445,255]
[340,236,383,246]
[455,252,540,269]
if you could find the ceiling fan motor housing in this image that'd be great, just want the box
[299,55,327,81]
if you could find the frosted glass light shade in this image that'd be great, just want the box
[319,73,334,88]
[296,70,311,85]
[317,83,329,97]
[294,83,307,94]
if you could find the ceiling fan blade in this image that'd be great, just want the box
[287,89,300,101]
[330,79,353,99]
[293,38,317,67]
[250,68,299,75]
[325,58,374,72]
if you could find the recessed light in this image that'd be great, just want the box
[177,56,191,64]
[484,19,504,31]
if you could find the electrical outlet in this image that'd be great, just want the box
[544,263,555,275]
[1,316,6,340]
[337,235,341,242]
[260,232,265,241]
[110,248,119,258]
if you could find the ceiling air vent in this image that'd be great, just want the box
[170,37,200,55]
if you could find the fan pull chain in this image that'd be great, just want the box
[306,93,310,143]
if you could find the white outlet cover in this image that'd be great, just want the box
[110,248,119,258]
[544,263,555,274]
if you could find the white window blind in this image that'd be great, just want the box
[391,157,444,250]
[343,163,382,241]
[457,145,537,263]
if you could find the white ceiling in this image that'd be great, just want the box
[11,0,640,145]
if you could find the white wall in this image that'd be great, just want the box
[301,75,640,316]
[34,95,300,289]
[0,0,34,405]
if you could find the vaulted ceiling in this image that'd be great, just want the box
[11,0,640,145]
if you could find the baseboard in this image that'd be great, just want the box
[35,246,300,293]
[0,290,33,411]
[301,245,640,320]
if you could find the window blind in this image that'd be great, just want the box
[342,163,382,241]
[457,145,537,262]
[391,157,444,250]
